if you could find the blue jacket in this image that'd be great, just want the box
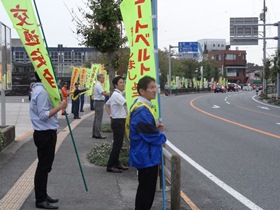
[129,106,166,169]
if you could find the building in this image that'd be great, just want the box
[198,39,247,84]
[208,48,247,84]
[11,39,97,95]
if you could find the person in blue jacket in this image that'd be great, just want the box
[128,76,166,210]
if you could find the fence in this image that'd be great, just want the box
[162,147,181,210]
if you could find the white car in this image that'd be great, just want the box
[242,84,252,91]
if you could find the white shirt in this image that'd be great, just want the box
[106,89,127,119]
[94,81,105,101]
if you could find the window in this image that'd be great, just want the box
[64,51,72,62]
[73,52,82,62]
[225,54,236,60]
[50,51,58,62]
[14,51,25,62]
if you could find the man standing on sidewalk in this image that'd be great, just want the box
[92,74,110,139]
[30,72,67,209]
[105,76,128,173]
[72,82,88,119]
[127,76,166,210]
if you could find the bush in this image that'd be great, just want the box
[0,131,6,151]
[87,123,129,166]
[87,140,129,167]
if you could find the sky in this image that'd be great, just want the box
[1,0,280,66]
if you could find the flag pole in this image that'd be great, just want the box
[152,0,166,209]
[33,0,88,192]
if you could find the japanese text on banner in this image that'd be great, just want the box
[2,1,60,106]
[120,0,159,119]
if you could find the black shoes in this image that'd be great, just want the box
[80,110,84,112]
[47,195,59,203]
[92,135,106,139]
[117,165,129,171]
[36,200,58,209]
[73,117,81,119]
[107,167,122,173]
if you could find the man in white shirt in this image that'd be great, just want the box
[105,76,128,173]
[92,74,110,139]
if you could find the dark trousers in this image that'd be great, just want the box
[135,165,159,210]
[90,98,94,110]
[80,94,84,111]
[107,119,126,168]
[92,100,104,137]
[33,130,57,203]
[72,99,80,118]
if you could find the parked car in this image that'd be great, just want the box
[242,84,252,91]
[227,83,239,92]
[28,82,36,100]
[214,85,226,93]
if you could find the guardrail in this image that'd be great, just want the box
[162,147,181,210]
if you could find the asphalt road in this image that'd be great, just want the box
[161,91,280,210]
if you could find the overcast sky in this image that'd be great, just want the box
[1,0,280,65]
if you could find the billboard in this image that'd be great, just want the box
[230,17,259,45]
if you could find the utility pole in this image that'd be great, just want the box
[168,45,172,95]
[168,45,178,95]
[277,22,280,98]
[261,0,267,95]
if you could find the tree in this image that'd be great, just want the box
[263,58,271,97]
[75,0,125,93]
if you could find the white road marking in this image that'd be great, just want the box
[166,140,263,210]
[257,106,270,110]
[252,96,280,109]
[212,105,220,108]
[276,123,280,126]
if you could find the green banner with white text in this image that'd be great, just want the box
[1,0,60,106]
[120,0,159,119]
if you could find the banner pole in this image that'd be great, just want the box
[33,0,88,192]
[152,0,166,209]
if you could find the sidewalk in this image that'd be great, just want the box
[0,103,171,210]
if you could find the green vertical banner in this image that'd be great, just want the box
[1,0,60,106]
[86,64,99,96]
[102,73,110,93]
[120,0,159,119]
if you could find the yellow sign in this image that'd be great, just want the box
[70,67,81,92]
[120,0,159,119]
[86,64,99,96]
[2,1,60,106]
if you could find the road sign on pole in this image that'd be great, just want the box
[178,42,198,52]
[230,17,259,45]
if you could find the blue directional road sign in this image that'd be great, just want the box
[178,42,198,53]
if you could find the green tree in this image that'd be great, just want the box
[75,0,125,93]
[263,58,271,97]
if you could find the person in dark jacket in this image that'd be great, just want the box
[72,82,88,119]
[128,76,166,210]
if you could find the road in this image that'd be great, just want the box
[161,91,280,210]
